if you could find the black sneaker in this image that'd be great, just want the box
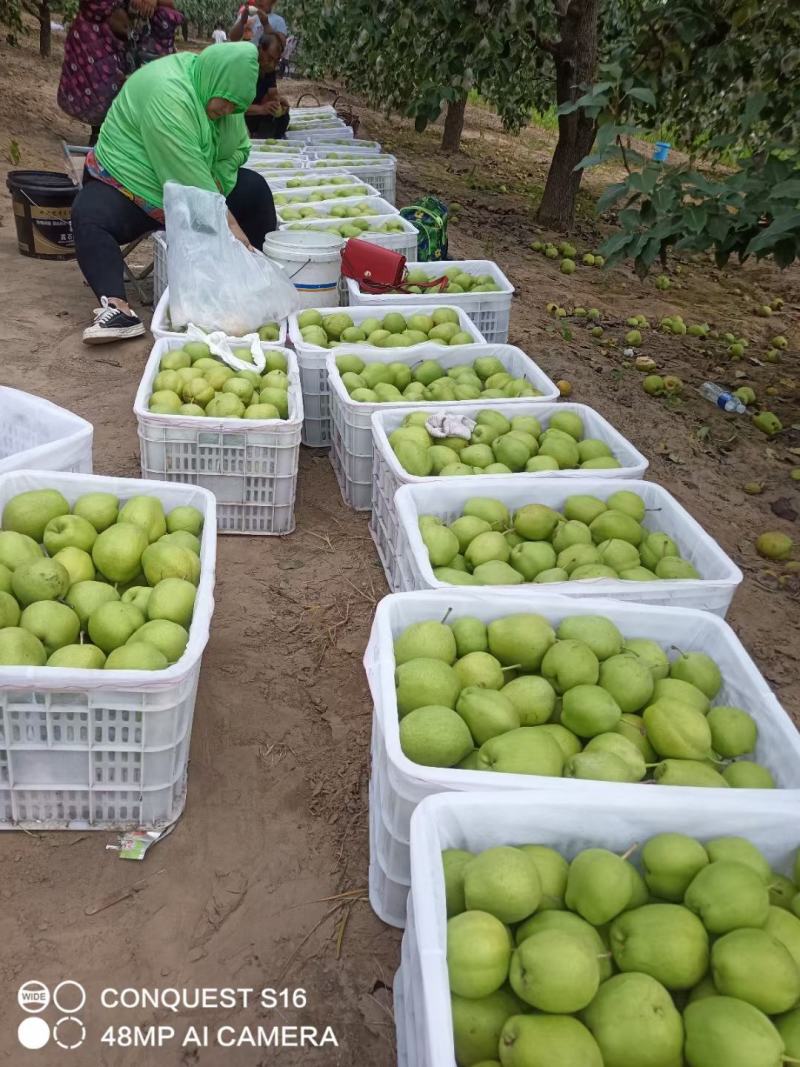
[82,297,145,344]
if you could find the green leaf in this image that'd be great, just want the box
[746,212,800,254]
[596,182,628,212]
[770,179,800,200]
[626,86,656,107]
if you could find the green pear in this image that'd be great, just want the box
[447,910,512,997]
[652,677,710,713]
[670,651,722,698]
[563,495,608,525]
[565,849,632,925]
[707,706,757,757]
[534,567,570,583]
[515,910,612,977]
[443,849,473,916]
[599,654,654,713]
[461,444,496,468]
[541,640,599,693]
[20,601,80,655]
[584,733,646,781]
[557,544,601,574]
[0,563,12,592]
[619,566,659,581]
[643,700,713,760]
[429,445,461,472]
[504,530,524,549]
[0,590,20,629]
[73,491,119,532]
[688,975,719,1004]
[610,903,709,989]
[654,759,729,787]
[624,638,670,679]
[457,687,520,745]
[451,987,523,1067]
[48,644,106,669]
[685,861,770,933]
[0,627,46,665]
[642,834,709,901]
[583,972,684,1067]
[615,713,657,761]
[775,1007,800,1059]
[501,676,556,726]
[450,515,492,552]
[770,874,798,910]
[147,577,196,627]
[589,510,644,546]
[763,906,800,971]
[499,1015,602,1067]
[510,929,600,1012]
[549,411,584,439]
[570,563,618,580]
[565,750,634,782]
[536,724,582,760]
[127,619,188,664]
[684,996,784,1067]
[87,601,145,653]
[557,616,623,661]
[518,846,568,911]
[626,862,650,909]
[2,488,69,541]
[472,561,526,585]
[458,748,481,769]
[478,727,564,777]
[466,532,511,569]
[510,415,542,437]
[166,505,203,535]
[513,504,561,541]
[399,705,474,765]
[552,520,592,553]
[476,410,511,436]
[561,685,622,737]
[451,617,488,657]
[118,495,167,543]
[394,440,433,476]
[454,651,505,690]
[606,489,646,521]
[706,838,770,883]
[712,927,800,1013]
[394,620,457,664]
[105,642,167,670]
[421,523,460,567]
[655,557,701,579]
[723,761,776,788]
[487,614,555,670]
[435,567,482,585]
[395,658,461,716]
[509,542,557,580]
[65,580,120,628]
[12,558,70,605]
[597,538,640,571]
[639,532,680,571]
[465,847,542,923]
[92,522,148,583]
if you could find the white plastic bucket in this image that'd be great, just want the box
[263,229,343,308]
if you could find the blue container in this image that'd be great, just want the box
[653,141,671,162]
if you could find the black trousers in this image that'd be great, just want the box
[71,167,277,301]
[245,112,291,139]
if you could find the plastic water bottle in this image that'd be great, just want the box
[698,383,747,414]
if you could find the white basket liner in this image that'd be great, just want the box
[0,388,93,475]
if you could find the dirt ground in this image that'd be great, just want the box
[0,28,799,1067]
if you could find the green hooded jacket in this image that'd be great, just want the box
[95,43,258,208]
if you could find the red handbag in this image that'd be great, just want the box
[341,238,448,295]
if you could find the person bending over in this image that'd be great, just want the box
[71,42,277,344]
[245,34,290,139]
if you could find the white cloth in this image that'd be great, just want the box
[425,413,476,440]
[211,28,227,42]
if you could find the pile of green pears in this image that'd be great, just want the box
[285,175,360,188]
[279,198,380,221]
[399,266,503,296]
[0,488,203,671]
[445,834,800,1066]
[417,490,700,586]
[389,409,622,479]
[288,217,409,239]
[298,307,475,350]
[335,354,543,406]
[273,185,371,205]
[394,613,774,788]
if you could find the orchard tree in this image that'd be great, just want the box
[572,0,800,269]
[181,0,232,37]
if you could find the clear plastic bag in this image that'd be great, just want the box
[164,181,299,336]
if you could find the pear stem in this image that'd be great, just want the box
[671,644,687,657]
[620,843,639,862]
[440,607,453,625]
[598,951,613,959]
[502,663,523,672]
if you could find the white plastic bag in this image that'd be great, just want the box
[183,325,265,373]
[164,181,299,336]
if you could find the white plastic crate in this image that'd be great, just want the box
[134,338,302,535]
[249,141,304,153]
[277,194,397,223]
[286,126,351,143]
[150,288,287,345]
[327,346,559,511]
[392,477,743,614]
[399,791,800,1067]
[273,181,381,205]
[267,170,360,190]
[364,589,800,926]
[304,141,382,156]
[369,402,650,587]
[305,159,397,204]
[346,260,515,344]
[0,469,216,831]
[153,230,167,306]
[280,213,417,258]
[0,388,93,476]
[289,304,485,449]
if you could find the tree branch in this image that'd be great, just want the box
[532,27,560,56]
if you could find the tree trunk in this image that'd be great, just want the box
[180,18,188,41]
[38,0,51,57]
[536,0,600,230]
[441,98,466,153]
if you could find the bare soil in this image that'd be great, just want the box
[0,31,799,1067]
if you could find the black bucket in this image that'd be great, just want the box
[6,170,78,260]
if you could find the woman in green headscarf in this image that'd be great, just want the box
[71,41,277,343]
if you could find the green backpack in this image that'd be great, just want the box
[400,196,449,262]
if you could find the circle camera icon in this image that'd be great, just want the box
[17,980,50,1014]
[54,1017,86,1051]
[53,981,87,1015]
[18,1017,50,1050]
